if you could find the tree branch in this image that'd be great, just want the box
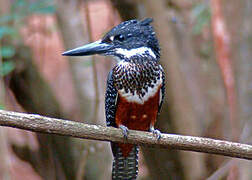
[0,110,251,160]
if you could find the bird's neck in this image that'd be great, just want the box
[115,47,157,59]
[113,47,159,63]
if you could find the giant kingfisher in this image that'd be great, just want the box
[62,18,165,180]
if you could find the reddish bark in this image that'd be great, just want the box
[211,0,239,140]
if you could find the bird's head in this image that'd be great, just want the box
[62,18,160,61]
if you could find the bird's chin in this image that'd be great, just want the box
[112,56,123,62]
[103,50,114,56]
[102,51,115,57]
[102,52,122,62]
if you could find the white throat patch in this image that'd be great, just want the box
[115,47,156,59]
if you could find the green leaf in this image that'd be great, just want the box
[0,104,5,110]
[192,3,207,18]
[0,14,15,24]
[15,0,26,7]
[192,3,211,34]
[1,46,15,58]
[28,0,55,14]
[35,6,55,14]
[0,26,16,39]
[0,61,15,76]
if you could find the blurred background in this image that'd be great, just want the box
[0,0,251,179]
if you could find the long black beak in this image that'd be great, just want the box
[62,40,112,56]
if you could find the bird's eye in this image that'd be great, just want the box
[114,34,125,42]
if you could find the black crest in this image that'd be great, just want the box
[102,18,160,59]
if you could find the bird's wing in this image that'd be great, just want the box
[105,71,139,180]
[105,70,118,128]
[158,66,165,114]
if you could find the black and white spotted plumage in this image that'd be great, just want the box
[103,19,165,180]
[111,145,139,180]
[105,61,165,180]
[158,67,165,114]
[105,70,140,180]
[62,18,165,180]
[113,58,162,101]
[105,70,118,128]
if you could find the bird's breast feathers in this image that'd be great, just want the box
[114,61,163,104]
[118,78,162,104]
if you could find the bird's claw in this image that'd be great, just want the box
[119,125,129,140]
[150,126,161,140]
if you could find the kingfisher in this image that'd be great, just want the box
[62,18,165,180]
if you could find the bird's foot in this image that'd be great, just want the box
[149,126,161,140]
[119,125,129,140]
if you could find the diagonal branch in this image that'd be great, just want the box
[0,109,251,160]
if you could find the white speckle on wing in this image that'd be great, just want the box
[159,88,162,105]
[115,47,156,59]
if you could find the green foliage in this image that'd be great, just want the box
[0,26,17,39]
[11,0,55,16]
[1,46,15,58]
[0,104,4,110]
[0,0,56,77]
[0,0,56,109]
[192,2,211,34]
[0,15,15,24]
[28,0,55,14]
[0,61,15,76]
[0,0,55,25]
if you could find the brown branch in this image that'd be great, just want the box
[0,109,252,160]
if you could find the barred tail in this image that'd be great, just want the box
[111,143,139,180]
